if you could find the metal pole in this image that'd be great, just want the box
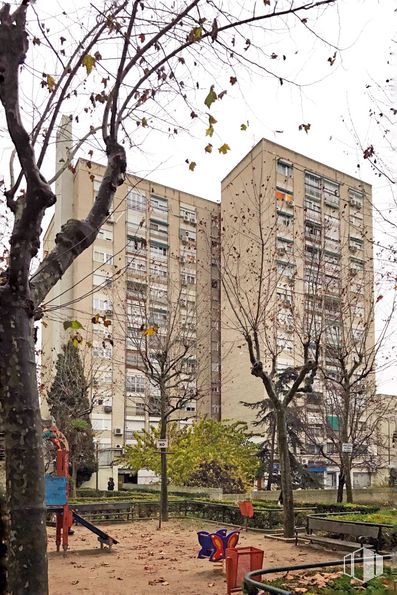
[158,464,162,530]
[95,442,99,491]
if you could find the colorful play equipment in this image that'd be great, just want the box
[197,529,240,562]
[239,500,254,530]
[226,546,264,595]
[43,425,118,553]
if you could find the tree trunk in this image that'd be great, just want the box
[71,460,77,499]
[266,424,276,491]
[0,295,48,594]
[337,471,345,503]
[344,456,353,503]
[159,396,168,523]
[275,408,294,538]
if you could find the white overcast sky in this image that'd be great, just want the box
[1,0,396,391]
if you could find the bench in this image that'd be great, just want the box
[296,516,383,552]
[71,502,133,523]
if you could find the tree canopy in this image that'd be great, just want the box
[121,419,260,488]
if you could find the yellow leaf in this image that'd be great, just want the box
[205,144,213,153]
[206,126,214,137]
[142,325,158,336]
[240,122,249,131]
[141,117,148,127]
[188,26,203,42]
[82,54,96,76]
[218,143,231,154]
[72,338,79,348]
[204,85,217,109]
[46,74,56,92]
[189,161,197,171]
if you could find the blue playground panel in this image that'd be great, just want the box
[45,475,67,506]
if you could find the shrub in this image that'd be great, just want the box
[186,460,246,494]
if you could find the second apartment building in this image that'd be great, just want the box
[42,122,221,486]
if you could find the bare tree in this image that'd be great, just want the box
[0,1,337,590]
[221,162,323,537]
[302,285,395,502]
[116,280,209,521]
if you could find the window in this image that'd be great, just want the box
[93,296,112,312]
[93,272,112,287]
[305,222,321,240]
[96,370,112,385]
[151,195,168,212]
[352,327,365,343]
[277,262,295,278]
[126,374,145,393]
[128,258,146,274]
[93,250,113,264]
[275,189,293,203]
[180,207,197,224]
[92,343,112,359]
[277,212,293,227]
[128,235,146,255]
[277,289,292,305]
[305,172,322,200]
[276,336,293,353]
[304,198,321,222]
[181,272,196,285]
[150,308,167,326]
[127,189,146,211]
[325,323,340,346]
[277,160,293,177]
[304,198,321,213]
[180,228,197,242]
[349,188,364,210]
[349,237,364,252]
[126,351,142,367]
[350,258,364,273]
[91,417,111,431]
[150,263,168,278]
[277,238,293,257]
[150,242,168,260]
[150,219,168,238]
[323,179,339,208]
[97,227,113,241]
[150,287,167,302]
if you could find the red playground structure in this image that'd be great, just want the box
[43,425,118,553]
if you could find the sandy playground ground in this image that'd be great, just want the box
[48,519,339,595]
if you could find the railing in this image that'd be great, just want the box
[60,499,312,529]
[243,556,394,594]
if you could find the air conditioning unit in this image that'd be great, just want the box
[104,405,112,413]
[114,428,123,436]
[350,199,362,209]
[301,458,309,465]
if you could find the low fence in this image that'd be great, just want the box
[63,499,312,530]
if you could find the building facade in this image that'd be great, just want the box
[220,139,378,488]
[42,132,384,490]
[41,124,221,488]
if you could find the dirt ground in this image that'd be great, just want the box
[48,519,339,595]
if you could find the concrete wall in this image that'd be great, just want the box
[223,487,397,505]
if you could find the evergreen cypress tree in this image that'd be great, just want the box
[47,342,95,494]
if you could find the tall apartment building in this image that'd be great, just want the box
[221,139,375,489]
[41,123,221,488]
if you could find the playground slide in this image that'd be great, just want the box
[72,511,119,548]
